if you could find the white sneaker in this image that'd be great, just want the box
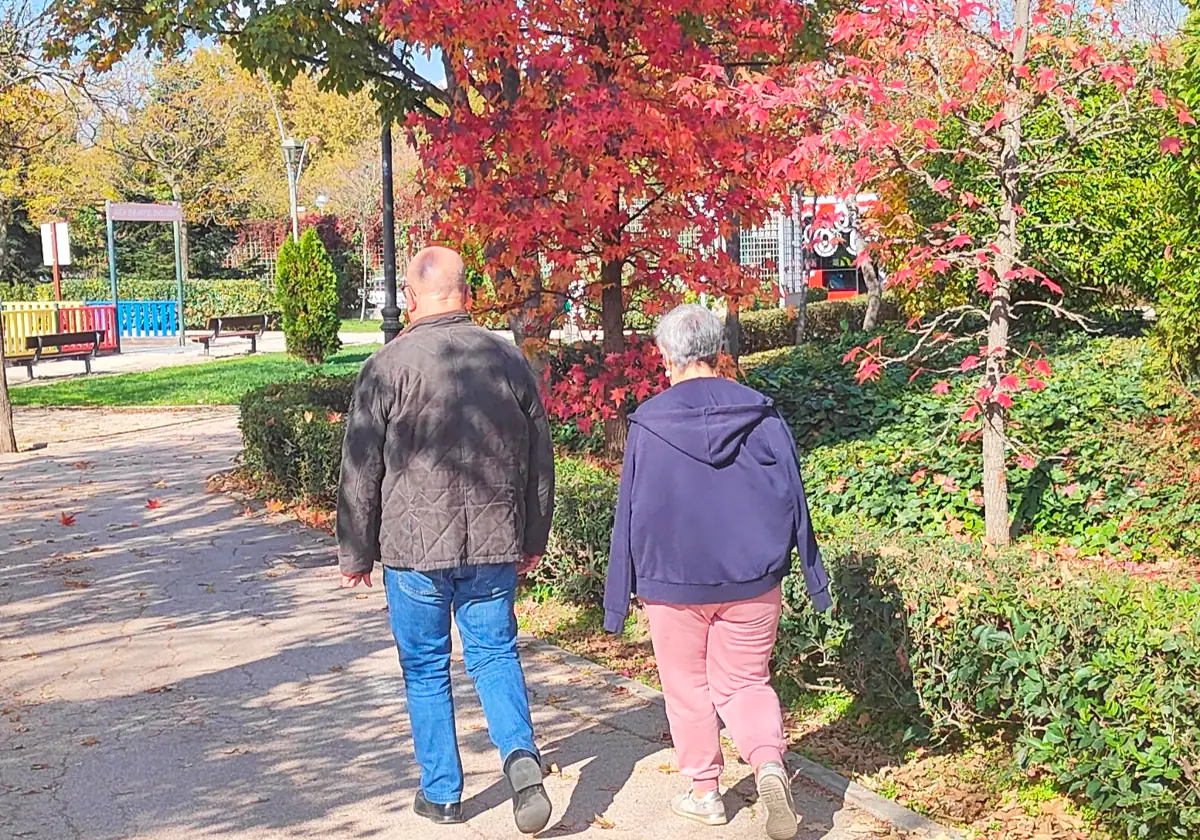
[756,762,798,840]
[671,790,729,826]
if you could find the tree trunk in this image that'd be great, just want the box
[360,223,370,321]
[861,259,883,331]
[600,259,627,458]
[724,305,742,359]
[724,224,742,362]
[0,322,18,454]
[845,192,883,331]
[793,284,809,344]
[170,184,189,280]
[982,0,1031,547]
[508,269,553,382]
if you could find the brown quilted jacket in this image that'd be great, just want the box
[336,312,555,575]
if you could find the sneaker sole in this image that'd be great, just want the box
[757,772,798,840]
[670,801,729,826]
[507,755,553,835]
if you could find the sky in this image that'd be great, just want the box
[410,48,445,86]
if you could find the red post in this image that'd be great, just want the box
[49,221,62,302]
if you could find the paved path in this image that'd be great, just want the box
[1,409,896,840]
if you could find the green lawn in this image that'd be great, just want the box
[339,318,384,334]
[10,346,378,407]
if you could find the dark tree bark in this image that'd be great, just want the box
[0,323,18,454]
[600,258,627,458]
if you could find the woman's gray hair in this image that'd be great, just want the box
[654,304,724,369]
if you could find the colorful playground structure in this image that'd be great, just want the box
[1,300,180,359]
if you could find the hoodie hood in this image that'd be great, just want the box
[630,378,774,466]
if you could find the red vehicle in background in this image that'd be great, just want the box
[778,193,879,303]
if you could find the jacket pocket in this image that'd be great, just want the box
[465,483,520,559]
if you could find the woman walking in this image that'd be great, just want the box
[603,304,832,840]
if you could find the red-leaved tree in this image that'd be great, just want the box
[383,1,804,454]
[699,0,1191,544]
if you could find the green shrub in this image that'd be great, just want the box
[745,334,1200,558]
[776,542,1200,840]
[528,487,1200,839]
[1,277,276,329]
[238,376,354,505]
[276,230,342,364]
[739,296,903,354]
[529,457,619,603]
[740,308,795,354]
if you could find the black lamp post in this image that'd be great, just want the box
[380,116,402,343]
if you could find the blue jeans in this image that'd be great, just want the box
[384,563,537,805]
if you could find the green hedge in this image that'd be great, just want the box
[740,296,902,355]
[529,458,619,604]
[239,376,354,506]
[2,277,276,330]
[534,466,1200,838]
[776,542,1200,840]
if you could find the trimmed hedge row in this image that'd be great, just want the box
[535,462,1200,840]
[239,377,354,506]
[740,295,902,355]
[2,277,276,330]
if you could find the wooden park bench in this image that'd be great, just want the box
[187,314,268,355]
[4,330,104,380]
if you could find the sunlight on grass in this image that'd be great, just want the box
[10,346,380,407]
[339,318,384,334]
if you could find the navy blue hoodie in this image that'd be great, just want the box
[602,377,833,634]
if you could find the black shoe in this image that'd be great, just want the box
[413,790,464,825]
[504,749,553,834]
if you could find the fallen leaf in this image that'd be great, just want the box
[151,480,168,489]
[72,461,92,471]
[590,816,616,830]
[355,593,368,600]
[145,499,162,510]
[265,500,285,514]
[144,685,174,694]
[547,694,565,704]
[657,764,679,775]
[80,737,98,746]
[59,512,76,527]
[328,665,345,673]
[63,580,92,589]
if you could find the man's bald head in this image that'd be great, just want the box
[407,246,467,300]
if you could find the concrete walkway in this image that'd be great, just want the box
[1,409,899,840]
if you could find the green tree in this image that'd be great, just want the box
[275,228,341,363]
[1158,4,1200,379]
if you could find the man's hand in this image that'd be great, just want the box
[341,573,373,589]
[517,554,541,575]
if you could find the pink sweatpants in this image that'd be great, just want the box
[643,586,786,793]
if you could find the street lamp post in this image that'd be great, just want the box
[281,137,315,242]
[380,116,402,344]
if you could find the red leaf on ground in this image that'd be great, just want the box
[146,499,162,510]
[59,512,76,527]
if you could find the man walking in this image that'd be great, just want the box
[337,246,555,833]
